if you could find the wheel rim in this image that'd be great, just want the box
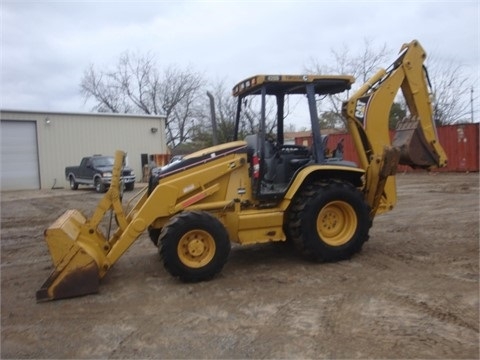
[177,230,216,268]
[317,200,357,246]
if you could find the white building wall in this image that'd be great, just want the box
[0,110,167,190]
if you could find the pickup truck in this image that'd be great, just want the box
[66,155,135,193]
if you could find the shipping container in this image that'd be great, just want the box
[294,124,479,172]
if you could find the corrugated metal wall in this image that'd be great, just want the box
[1,110,167,190]
[430,124,479,172]
[295,124,479,172]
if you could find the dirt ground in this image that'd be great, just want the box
[1,172,479,359]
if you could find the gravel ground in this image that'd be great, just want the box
[1,172,478,359]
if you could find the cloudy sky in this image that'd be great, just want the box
[1,0,479,116]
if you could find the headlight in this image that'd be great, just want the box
[130,172,135,177]
[103,172,112,177]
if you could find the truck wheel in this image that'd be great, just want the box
[69,176,78,190]
[125,182,135,191]
[94,178,106,193]
[287,180,371,262]
[159,211,231,282]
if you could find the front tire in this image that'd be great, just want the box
[148,227,162,246]
[287,180,371,262]
[159,211,231,282]
[69,176,78,190]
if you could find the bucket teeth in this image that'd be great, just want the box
[36,259,99,302]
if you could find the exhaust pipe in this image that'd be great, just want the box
[206,91,218,145]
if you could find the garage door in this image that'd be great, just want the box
[1,121,40,190]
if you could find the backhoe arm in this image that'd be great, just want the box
[342,40,447,216]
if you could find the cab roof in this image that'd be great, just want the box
[232,74,355,97]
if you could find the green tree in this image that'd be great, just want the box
[318,111,344,130]
[389,102,407,129]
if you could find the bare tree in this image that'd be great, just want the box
[327,39,391,84]
[305,39,476,127]
[81,65,128,113]
[304,39,392,129]
[159,66,204,147]
[426,56,475,124]
[81,51,205,147]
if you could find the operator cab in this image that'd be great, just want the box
[232,74,354,200]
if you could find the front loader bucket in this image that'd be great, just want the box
[36,209,100,302]
[393,118,442,169]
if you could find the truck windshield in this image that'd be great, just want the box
[92,157,114,167]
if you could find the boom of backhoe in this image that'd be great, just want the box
[342,39,447,215]
[36,40,446,301]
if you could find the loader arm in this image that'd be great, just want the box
[36,151,128,301]
[342,40,447,216]
[37,144,248,301]
[105,146,248,271]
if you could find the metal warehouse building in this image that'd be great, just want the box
[0,110,167,191]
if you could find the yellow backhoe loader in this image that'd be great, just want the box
[36,40,447,301]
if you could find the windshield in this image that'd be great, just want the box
[92,156,114,167]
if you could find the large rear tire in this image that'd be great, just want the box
[159,211,231,282]
[287,180,371,262]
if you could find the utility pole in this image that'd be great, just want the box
[470,87,474,123]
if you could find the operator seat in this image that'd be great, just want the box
[244,134,278,183]
[244,134,259,156]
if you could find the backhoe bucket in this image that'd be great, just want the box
[36,209,101,301]
[393,118,441,169]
